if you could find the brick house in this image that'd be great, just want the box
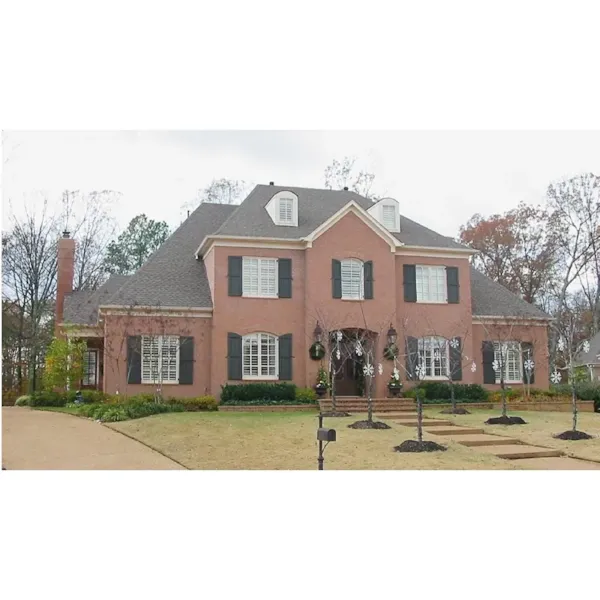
[56,184,551,399]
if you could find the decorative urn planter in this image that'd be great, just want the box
[388,383,402,398]
[315,383,328,398]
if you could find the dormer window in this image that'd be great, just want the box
[382,205,396,230]
[265,190,298,227]
[367,197,400,232]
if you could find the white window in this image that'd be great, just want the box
[278,198,294,225]
[242,257,278,297]
[494,341,522,384]
[382,205,397,230]
[341,259,364,300]
[242,333,278,379]
[418,337,449,379]
[141,335,180,384]
[82,350,98,386]
[416,265,447,303]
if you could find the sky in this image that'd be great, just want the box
[3,130,600,239]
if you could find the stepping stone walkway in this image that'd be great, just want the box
[378,411,599,470]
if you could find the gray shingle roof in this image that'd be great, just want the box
[106,203,236,308]
[63,275,130,325]
[574,331,600,366]
[470,267,550,319]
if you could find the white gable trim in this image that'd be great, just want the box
[197,235,305,258]
[397,245,477,258]
[303,201,402,252]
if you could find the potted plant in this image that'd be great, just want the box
[315,366,329,398]
[387,368,403,397]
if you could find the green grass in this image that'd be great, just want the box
[32,406,81,415]
[107,411,518,470]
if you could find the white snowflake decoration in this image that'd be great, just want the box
[392,367,400,381]
[433,349,440,359]
[363,364,374,377]
[355,342,363,357]
[492,359,500,372]
[378,363,383,376]
[449,338,460,349]
[335,349,341,360]
[470,361,477,373]
[336,331,343,342]
[582,340,590,354]
[550,370,562,384]
[524,359,535,373]
[415,363,426,380]
[557,337,565,352]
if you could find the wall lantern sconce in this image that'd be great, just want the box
[314,321,323,343]
[387,324,397,346]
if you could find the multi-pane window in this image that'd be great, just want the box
[141,335,179,384]
[341,259,364,299]
[242,257,278,297]
[82,350,98,386]
[279,198,294,225]
[382,205,397,230]
[418,337,449,379]
[494,341,522,383]
[242,333,278,379]
[416,265,447,303]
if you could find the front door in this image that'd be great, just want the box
[332,336,365,396]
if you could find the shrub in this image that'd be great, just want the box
[28,391,67,407]
[15,395,30,406]
[295,387,318,404]
[76,400,185,422]
[127,393,158,403]
[65,390,108,404]
[409,382,489,401]
[220,383,297,404]
[421,397,489,405]
[166,396,218,411]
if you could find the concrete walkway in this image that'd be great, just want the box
[2,407,183,470]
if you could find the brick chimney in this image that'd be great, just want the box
[56,230,75,333]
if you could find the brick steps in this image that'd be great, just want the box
[392,418,453,427]
[426,426,485,435]
[319,398,414,413]
[476,444,562,459]
[443,434,520,447]
[514,457,600,470]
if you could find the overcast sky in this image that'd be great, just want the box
[3,130,599,238]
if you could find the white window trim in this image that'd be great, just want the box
[366,197,400,232]
[494,341,522,384]
[82,349,98,386]
[265,191,299,227]
[416,265,448,304]
[242,256,279,298]
[278,197,294,226]
[418,337,450,380]
[341,258,364,300]
[242,333,279,380]
[141,335,180,385]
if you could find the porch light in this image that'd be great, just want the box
[387,324,397,345]
[314,321,323,343]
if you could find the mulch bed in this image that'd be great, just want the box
[554,430,594,440]
[440,408,471,415]
[485,416,527,425]
[348,420,391,429]
[321,411,352,418]
[394,440,447,453]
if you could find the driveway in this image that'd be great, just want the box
[2,407,184,470]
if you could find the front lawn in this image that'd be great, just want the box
[107,411,517,470]
[425,408,600,462]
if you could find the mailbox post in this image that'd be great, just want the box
[317,413,336,470]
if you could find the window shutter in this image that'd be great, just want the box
[127,336,141,384]
[482,341,495,384]
[228,256,243,296]
[179,336,194,385]
[278,334,293,381]
[405,336,418,379]
[278,258,292,298]
[446,266,460,303]
[364,260,374,300]
[332,259,342,299]
[227,333,242,380]
[521,342,534,385]
[403,264,417,302]
[450,337,462,381]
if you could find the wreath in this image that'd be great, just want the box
[309,342,326,361]
[383,343,399,361]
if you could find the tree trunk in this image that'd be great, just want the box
[450,382,456,413]
[571,381,578,432]
[367,376,373,424]
[501,378,507,418]
[330,359,337,412]
[416,392,423,443]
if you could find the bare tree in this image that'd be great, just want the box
[324,156,378,200]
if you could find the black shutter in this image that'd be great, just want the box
[521,342,535,385]
[227,333,242,380]
[228,256,243,297]
[127,336,141,384]
[332,259,342,299]
[482,341,495,384]
[405,336,418,380]
[450,337,462,381]
[179,336,194,385]
[279,334,293,381]
[446,266,460,303]
[278,258,292,298]
[403,264,417,302]
[364,260,374,300]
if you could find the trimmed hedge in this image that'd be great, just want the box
[166,396,218,411]
[552,383,600,412]
[404,382,489,401]
[220,383,297,405]
[77,401,186,422]
[295,387,318,404]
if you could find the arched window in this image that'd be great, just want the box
[242,333,278,379]
[341,259,364,299]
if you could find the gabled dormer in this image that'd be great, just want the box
[265,190,299,227]
[367,197,400,232]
